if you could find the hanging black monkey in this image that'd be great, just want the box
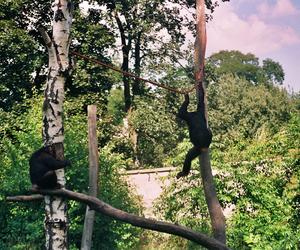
[29,144,71,189]
[176,91,212,178]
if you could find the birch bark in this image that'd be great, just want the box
[41,1,73,249]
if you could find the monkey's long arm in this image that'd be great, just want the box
[178,95,190,121]
[44,156,70,170]
[196,84,205,113]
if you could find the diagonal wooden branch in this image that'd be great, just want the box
[7,189,231,250]
[38,26,57,68]
[7,194,44,202]
[38,27,52,48]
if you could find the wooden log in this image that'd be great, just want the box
[81,105,99,250]
[27,188,231,250]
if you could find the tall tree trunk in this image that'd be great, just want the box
[114,12,132,112]
[199,150,226,243]
[194,0,226,244]
[130,32,144,167]
[132,32,144,96]
[113,12,141,166]
[40,0,73,249]
[122,49,131,112]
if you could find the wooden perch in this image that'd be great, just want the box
[7,189,231,250]
[7,194,44,202]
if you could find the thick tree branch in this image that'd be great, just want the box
[8,189,231,250]
[7,194,44,202]
[38,27,52,48]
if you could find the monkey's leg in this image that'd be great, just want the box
[36,170,59,189]
[177,147,200,178]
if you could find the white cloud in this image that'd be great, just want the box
[206,4,300,56]
[258,0,300,18]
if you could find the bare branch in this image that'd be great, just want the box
[26,188,231,250]
[7,194,44,202]
[38,27,52,48]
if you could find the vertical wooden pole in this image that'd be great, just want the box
[199,149,226,243]
[194,0,226,244]
[194,0,208,124]
[81,105,99,250]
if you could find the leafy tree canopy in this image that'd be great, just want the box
[0,20,41,110]
[207,50,285,85]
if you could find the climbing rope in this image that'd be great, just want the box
[71,51,200,94]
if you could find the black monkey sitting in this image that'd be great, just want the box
[29,145,71,189]
[177,93,212,178]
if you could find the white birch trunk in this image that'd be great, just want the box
[41,1,73,249]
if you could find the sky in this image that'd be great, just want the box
[79,0,300,92]
[206,0,300,92]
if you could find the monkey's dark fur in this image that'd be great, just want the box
[29,145,70,189]
[177,92,212,178]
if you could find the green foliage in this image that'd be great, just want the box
[64,92,120,148]
[218,115,300,249]
[67,146,143,250]
[206,50,285,85]
[153,113,300,249]
[0,19,40,110]
[207,75,293,146]
[262,58,285,85]
[0,96,142,249]
[130,96,180,167]
[70,7,117,96]
[151,172,210,249]
[0,0,118,111]
[0,97,47,249]
[90,148,143,250]
[207,50,261,84]
[107,88,126,125]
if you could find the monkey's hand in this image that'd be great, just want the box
[176,171,189,179]
[65,159,71,166]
